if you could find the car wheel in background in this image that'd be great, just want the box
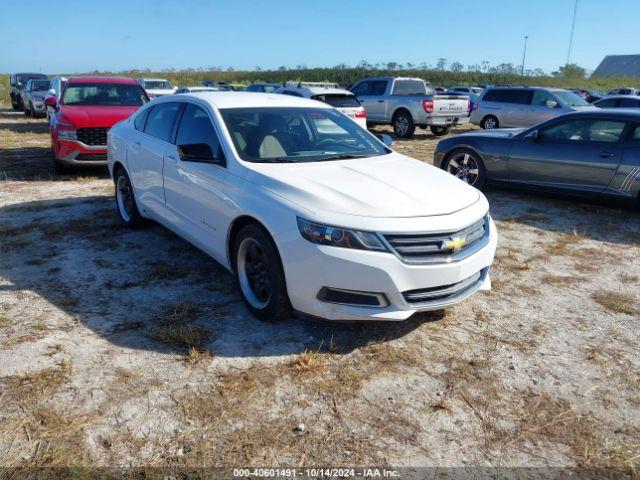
[24,103,32,117]
[114,168,146,228]
[430,126,450,136]
[392,110,415,138]
[11,98,20,110]
[443,148,487,190]
[480,115,499,130]
[53,158,70,175]
[233,224,291,322]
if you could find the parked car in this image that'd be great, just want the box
[203,81,235,91]
[447,86,484,96]
[350,77,470,137]
[175,86,222,94]
[107,92,497,322]
[471,86,595,130]
[274,81,367,129]
[607,88,639,96]
[45,76,68,123]
[245,83,281,93]
[136,78,177,97]
[434,110,640,205]
[571,88,604,103]
[594,95,640,109]
[434,87,446,94]
[47,76,149,173]
[9,73,48,110]
[20,79,51,117]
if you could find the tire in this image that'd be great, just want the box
[430,126,450,136]
[24,102,32,116]
[11,96,19,110]
[233,224,292,322]
[392,110,415,138]
[480,115,499,130]
[114,167,146,229]
[53,158,70,175]
[443,148,487,190]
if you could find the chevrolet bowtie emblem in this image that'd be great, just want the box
[443,237,467,253]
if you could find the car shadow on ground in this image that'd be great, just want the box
[0,195,442,359]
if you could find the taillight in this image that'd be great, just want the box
[355,109,366,118]
[423,99,434,113]
[473,103,479,111]
[467,100,471,114]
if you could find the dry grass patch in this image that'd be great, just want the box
[541,273,580,286]
[591,291,640,316]
[1,359,72,402]
[147,302,211,351]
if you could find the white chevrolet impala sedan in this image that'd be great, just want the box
[107,92,497,322]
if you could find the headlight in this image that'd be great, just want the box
[58,129,77,140]
[297,218,387,251]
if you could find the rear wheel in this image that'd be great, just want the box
[481,115,499,130]
[444,149,487,190]
[114,168,146,228]
[233,224,291,322]
[392,110,415,138]
[11,95,20,110]
[430,126,450,136]
[24,102,32,116]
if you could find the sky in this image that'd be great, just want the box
[1,0,639,74]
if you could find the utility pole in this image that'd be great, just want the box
[521,35,528,76]
[566,0,579,65]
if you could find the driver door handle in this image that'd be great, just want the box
[599,152,615,158]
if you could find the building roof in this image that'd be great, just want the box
[592,55,640,78]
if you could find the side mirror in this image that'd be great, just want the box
[546,100,559,109]
[44,96,57,109]
[48,88,55,95]
[177,143,224,165]
[525,130,540,141]
[376,133,393,147]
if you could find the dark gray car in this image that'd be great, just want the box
[434,110,640,205]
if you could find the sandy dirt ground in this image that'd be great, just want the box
[0,107,639,473]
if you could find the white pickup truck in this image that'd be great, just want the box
[350,77,470,138]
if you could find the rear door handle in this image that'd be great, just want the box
[377,100,384,103]
[599,152,615,158]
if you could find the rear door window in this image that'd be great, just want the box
[618,98,640,108]
[596,98,619,108]
[392,80,426,96]
[143,102,182,142]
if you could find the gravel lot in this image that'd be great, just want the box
[0,107,639,473]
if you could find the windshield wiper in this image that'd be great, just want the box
[315,153,371,162]
[258,157,298,163]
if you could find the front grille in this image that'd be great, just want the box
[75,153,107,162]
[77,127,108,146]
[403,269,486,306]
[383,216,489,264]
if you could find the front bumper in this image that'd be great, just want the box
[31,100,46,113]
[54,139,108,166]
[278,216,497,321]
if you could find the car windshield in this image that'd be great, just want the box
[553,91,589,107]
[312,94,360,108]
[31,80,50,91]
[144,80,173,90]
[220,107,389,163]
[62,83,147,106]
[17,74,46,84]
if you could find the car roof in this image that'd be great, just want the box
[598,95,640,100]
[358,76,426,82]
[278,85,354,97]
[559,109,640,120]
[66,76,139,85]
[15,72,47,76]
[138,78,170,82]
[171,91,330,109]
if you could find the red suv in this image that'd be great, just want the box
[47,77,149,173]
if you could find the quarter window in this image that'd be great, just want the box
[134,108,150,131]
[541,119,626,143]
[143,102,182,142]
[175,104,224,162]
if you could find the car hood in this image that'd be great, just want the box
[246,152,480,218]
[57,105,140,128]
[146,89,174,96]
[460,128,524,138]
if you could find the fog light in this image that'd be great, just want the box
[317,287,388,308]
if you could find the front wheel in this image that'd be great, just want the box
[233,224,291,322]
[114,168,146,229]
[392,111,415,138]
[443,149,487,190]
[24,103,32,116]
[430,126,450,136]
